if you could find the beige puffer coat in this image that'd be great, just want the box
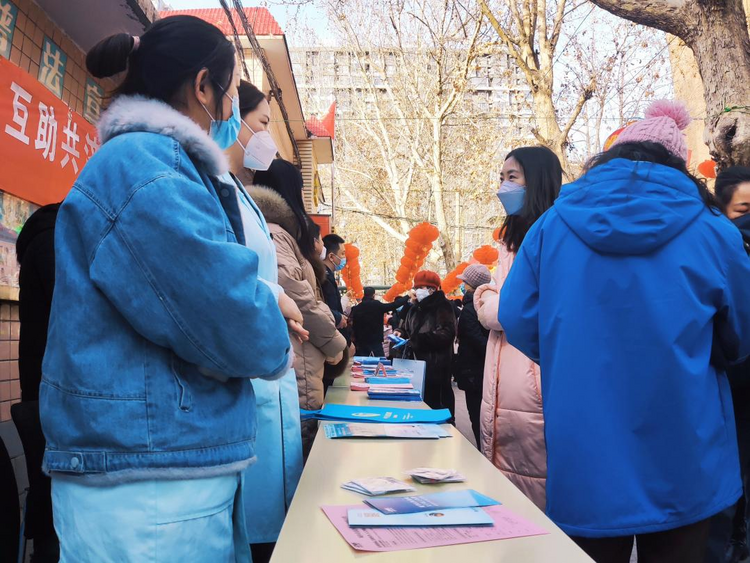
[250,187,346,451]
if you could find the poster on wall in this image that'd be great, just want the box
[0,192,37,290]
[0,56,98,206]
[0,56,98,293]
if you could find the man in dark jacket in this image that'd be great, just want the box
[400,270,456,415]
[15,203,60,562]
[453,264,491,447]
[321,233,348,335]
[351,287,409,357]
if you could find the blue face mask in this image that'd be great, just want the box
[201,94,241,150]
[460,283,466,295]
[335,256,347,271]
[497,180,525,215]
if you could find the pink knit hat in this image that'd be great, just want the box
[612,100,692,161]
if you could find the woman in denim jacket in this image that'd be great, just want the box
[39,16,303,562]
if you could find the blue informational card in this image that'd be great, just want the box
[364,489,500,515]
[367,390,422,401]
[347,507,494,527]
[355,357,391,365]
[365,377,412,384]
[300,404,452,424]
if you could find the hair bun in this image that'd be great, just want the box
[644,100,692,131]
[86,33,134,78]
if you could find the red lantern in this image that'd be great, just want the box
[697,160,717,179]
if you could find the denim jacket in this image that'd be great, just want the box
[40,95,292,482]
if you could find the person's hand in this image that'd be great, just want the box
[278,292,303,324]
[326,351,344,365]
[408,290,417,303]
[393,329,403,337]
[287,319,309,344]
[337,315,348,329]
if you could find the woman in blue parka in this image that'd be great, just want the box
[499,101,750,562]
[40,17,305,562]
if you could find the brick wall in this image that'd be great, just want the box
[6,0,112,116]
[0,301,20,423]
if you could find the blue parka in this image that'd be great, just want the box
[499,159,750,537]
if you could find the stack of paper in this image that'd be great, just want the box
[321,504,549,552]
[350,382,413,392]
[364,489,499,514]
[301,404,452,424]
[407,467,467,484]
[367,388,421,401]
[324,423,451,439]
[341,477,415,496]
[347,507,493,527]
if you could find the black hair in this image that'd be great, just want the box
[587,141,719,212]
[715,166,750,212]
[501,146,562,253]
[87,16,236,120]
[238,80,267,117]
[253,159,315,260]
[308,220,321,240]
[323,233,345,255]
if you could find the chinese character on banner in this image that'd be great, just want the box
[35,102,57,162]
[38,37,66,98]
[60,114,80,173]
[4,81,30,144]
[0,1,17,60]
[83,78,103,123]
[83,132,99,162]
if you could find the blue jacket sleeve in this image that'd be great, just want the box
[89,173,291,379]
[715,228,750,364]
[497,223,542,363]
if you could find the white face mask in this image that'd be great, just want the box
[239,120,278,171]
[319,246,327,261]
[415,288,432,302]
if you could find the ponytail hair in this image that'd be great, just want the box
[87,15,236,118]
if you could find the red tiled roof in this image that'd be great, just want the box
[159,7,283,36]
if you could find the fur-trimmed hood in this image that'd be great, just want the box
[248,185,300,238]
[98,95,228,176]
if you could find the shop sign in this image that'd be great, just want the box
[83,78,103,123]
[0,0,17,60]
[39,36,66,98]
[1,57,97,205]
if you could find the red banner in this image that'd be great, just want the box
[0,57,98,205]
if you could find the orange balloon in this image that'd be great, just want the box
[697,160,717,179]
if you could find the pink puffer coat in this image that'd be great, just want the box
[474,244,547,510]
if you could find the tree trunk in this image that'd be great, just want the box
[531,86,573,178]
[689,3,750,168]
[588,0,750,167]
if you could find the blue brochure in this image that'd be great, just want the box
[364,489,500,515]
[367,390,422,401]
[347,507,493,527]
[300,404,452,424]
[355,357,391,365]
[365,377,412,384]
[386,334,408,349]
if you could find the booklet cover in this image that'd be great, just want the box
[324,423,451,439]
[364,489,500,515]
[302,404,452,424]
[347,507,494,528]
[365,377,412,385]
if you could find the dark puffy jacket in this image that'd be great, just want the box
[16,203,59,402]
[401,291,456,388]
[351,295,409,349]
[453,290,489,392]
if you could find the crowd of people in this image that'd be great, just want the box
[7,13,750,563]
